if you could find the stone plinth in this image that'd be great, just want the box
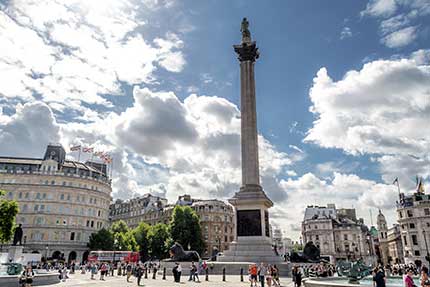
[7,245,23,263]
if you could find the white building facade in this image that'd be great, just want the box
[0,145,112,263]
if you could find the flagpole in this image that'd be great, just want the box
[369,209,373,226]
[110,158,113,180]
[397,180,401,197]
[76,147,81,175]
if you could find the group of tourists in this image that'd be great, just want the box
[248,262,280,287]
[372,263,430,287]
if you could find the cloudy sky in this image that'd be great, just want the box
[0,0,429,240]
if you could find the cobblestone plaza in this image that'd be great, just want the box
[43,273,293,287]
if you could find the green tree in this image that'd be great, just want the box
[110,220,129,235]
[147,223,171,259]
[0,190,19,244]
[132,222,151,261]
[87,228,114,250]
[115,231,138,251]
[170,206,205,254]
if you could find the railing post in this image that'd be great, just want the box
[205,268,209,281]
[144,267,148,279]
[152,268,156,279]
[222,267,226,281]
[240,267,244,281]
[162,267,166,280]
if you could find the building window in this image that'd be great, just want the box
[344,234,348,240]
[18,192,22,199]
[409,223,415,229]
[70,232,75,241]
[412,235,418,245]
[415,250,421,256]
[60,194,64,200]
[86,220,90,227]
[34,205,39,211]
[403,236,408,246]
[425,209,430,216]
[25,192,29,199]
[42,193,46,199]
[407,210,413,217]
[36,193,41,199]
[90,221,94,228]
[316,235,319,241]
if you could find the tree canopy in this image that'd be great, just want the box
[132,222,151,261]
[0,189,19,244]
[87,228,114,251]
[147,223,171,259]
[170,205,205,254]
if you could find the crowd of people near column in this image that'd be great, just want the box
[248,262,280,287]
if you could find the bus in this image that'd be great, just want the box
[88,251,139,263]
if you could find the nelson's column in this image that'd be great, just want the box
[219,18,282,263]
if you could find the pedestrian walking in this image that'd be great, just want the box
[372,267,386,287]
[100,263,107,280]
[258,262,267,287]
[249,263,258,287]
[405,268,416,287]
[136,264,144,286]
[266,265,272,287]
[90,263,97,280]
[126,262,133,282]
[173,262,182,283]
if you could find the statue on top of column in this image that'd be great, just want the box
[241,17,251,43]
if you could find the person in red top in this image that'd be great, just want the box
[405,268,416,287]
[249,264,258,287]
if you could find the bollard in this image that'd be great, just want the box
[222,267,226,282]
[162,267,166,280]
[240,268,244,282]
[144,267,148,279]
[205,268,209,281]
[152,268,156,279]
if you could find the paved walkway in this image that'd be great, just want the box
[44,273,294,287]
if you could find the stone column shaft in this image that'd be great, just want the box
[240,61,260,186]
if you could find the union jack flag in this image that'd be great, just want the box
[70,145,81,151]
[82,147,94,153]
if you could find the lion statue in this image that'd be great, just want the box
[166,242,200,262]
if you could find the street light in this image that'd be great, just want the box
[45,244,49,262]
[113,239,118,265]
[422,230,430,265]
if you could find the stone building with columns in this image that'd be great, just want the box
[0,144,112,263]
[302,204,376,263]
[109,194,235,257]
[397,191,430,265]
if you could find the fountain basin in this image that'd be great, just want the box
[303,276,410,287]
[0,270,60,286]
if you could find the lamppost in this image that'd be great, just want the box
[45,244,49,262]
[113,238,118,264]
[422,230,430,265]
[358,235,362,259]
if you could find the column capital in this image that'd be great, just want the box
[233,42,259,62]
